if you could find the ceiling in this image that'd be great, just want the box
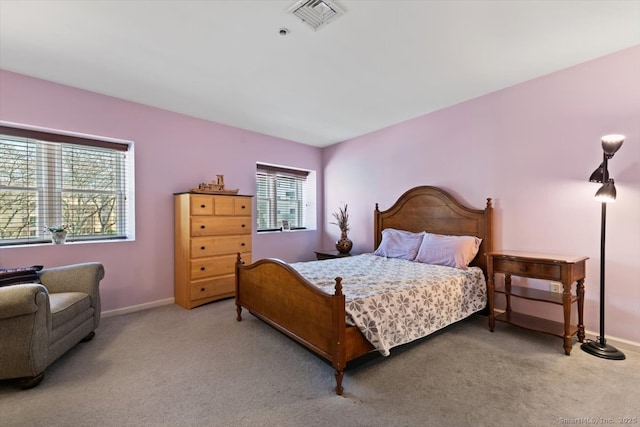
[1,1,639,147]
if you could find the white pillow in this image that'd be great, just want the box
[373,228,425,260]
[414,232,482,269]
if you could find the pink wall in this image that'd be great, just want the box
[0,70,323,311]
[322,46,640,344]
[2,46,638,344]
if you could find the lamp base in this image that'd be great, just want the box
[581,340,625,360]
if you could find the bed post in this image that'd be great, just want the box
[332,277,346,395]
[373,203,381,249]
[235,252,243,321]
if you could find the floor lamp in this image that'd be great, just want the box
[581,134,626,360]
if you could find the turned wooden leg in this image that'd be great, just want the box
[80,331,95,343]
[236,305,242,321]
[563,337,572,356]
[17,373,44,390]
[487,273,495,332]
[577,278,585,343]
[335,369,344,395]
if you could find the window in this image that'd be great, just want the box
[0,125,133,246]
[256,163,312,231]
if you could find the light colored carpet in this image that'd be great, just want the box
[1,299,638,427]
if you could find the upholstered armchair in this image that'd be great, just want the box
[0,262,104,388]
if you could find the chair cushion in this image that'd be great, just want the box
[49,292,91,330]
[0,265,43,287]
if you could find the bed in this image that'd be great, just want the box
[235,186,493,395]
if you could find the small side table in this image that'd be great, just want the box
[315,250,351,260]
[486,250,588,355]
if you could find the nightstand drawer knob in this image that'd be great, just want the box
[200,267,205,271]
[201,204,206,208]
[519,265,528,272]
[201,287,205,292]
[200,225,205,229]
[241,224,246,228]
[201,246,205,250]
[241,243,246,246]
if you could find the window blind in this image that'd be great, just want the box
[256,164,309,231]
[0,126,129,245]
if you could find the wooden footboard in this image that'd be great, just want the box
[235,253,373,394]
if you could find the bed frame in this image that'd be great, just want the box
[235,186,493,395]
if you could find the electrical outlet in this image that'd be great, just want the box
[549,281,563,293]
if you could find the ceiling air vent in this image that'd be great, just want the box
[287,0,345,31]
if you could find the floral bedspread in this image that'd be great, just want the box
[289,253,486,356]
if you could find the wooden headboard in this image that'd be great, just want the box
[374,186,493,276]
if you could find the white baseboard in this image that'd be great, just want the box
[102,298,175,318]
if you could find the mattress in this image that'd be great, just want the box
[290,253,487,356]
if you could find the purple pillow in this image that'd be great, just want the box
[414,233,481,269]
[373,229,425,260]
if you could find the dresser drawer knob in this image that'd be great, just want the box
[200,267,205,271]
[519,265,528,272]
[201,204,206,208]
[200,225,205,229]
[201,287,205,292]
[241,205,246,209]
[201,246,206,250]
[241,224,246,228]
[241,243,246,246]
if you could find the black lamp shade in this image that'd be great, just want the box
[601,134,624,157]
[595,180,616,203]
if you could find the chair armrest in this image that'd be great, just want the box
[0,284,48,320]
[38,262,104,292]
[38,262,104,308]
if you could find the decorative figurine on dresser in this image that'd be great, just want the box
[174,176,253,309]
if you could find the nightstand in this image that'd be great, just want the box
[315,250,351,260]
[486,250,588,355]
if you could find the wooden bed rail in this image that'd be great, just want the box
[235,252,352,394]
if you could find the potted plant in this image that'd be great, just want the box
[331,203,352,254]
[44,225,68,244]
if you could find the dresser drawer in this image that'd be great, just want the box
[190,254,238,280]
[213,196,251,216]
[493,258,562,281]
[233,198,251,215]
[190,275,235,300]
[191,236,252,258]
[190,195,214,216]
[191,217,251,236]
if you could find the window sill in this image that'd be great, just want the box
[257,228,313,234]
[1,237,135,249]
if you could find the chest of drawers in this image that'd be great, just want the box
[174,193,253,309]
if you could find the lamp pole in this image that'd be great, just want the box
[598,190,607,348]
[581,137,625,360]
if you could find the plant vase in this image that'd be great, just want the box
[335,230,352,254]
[51,231,67,244]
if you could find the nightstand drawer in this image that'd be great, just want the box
[492,258,561,281]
